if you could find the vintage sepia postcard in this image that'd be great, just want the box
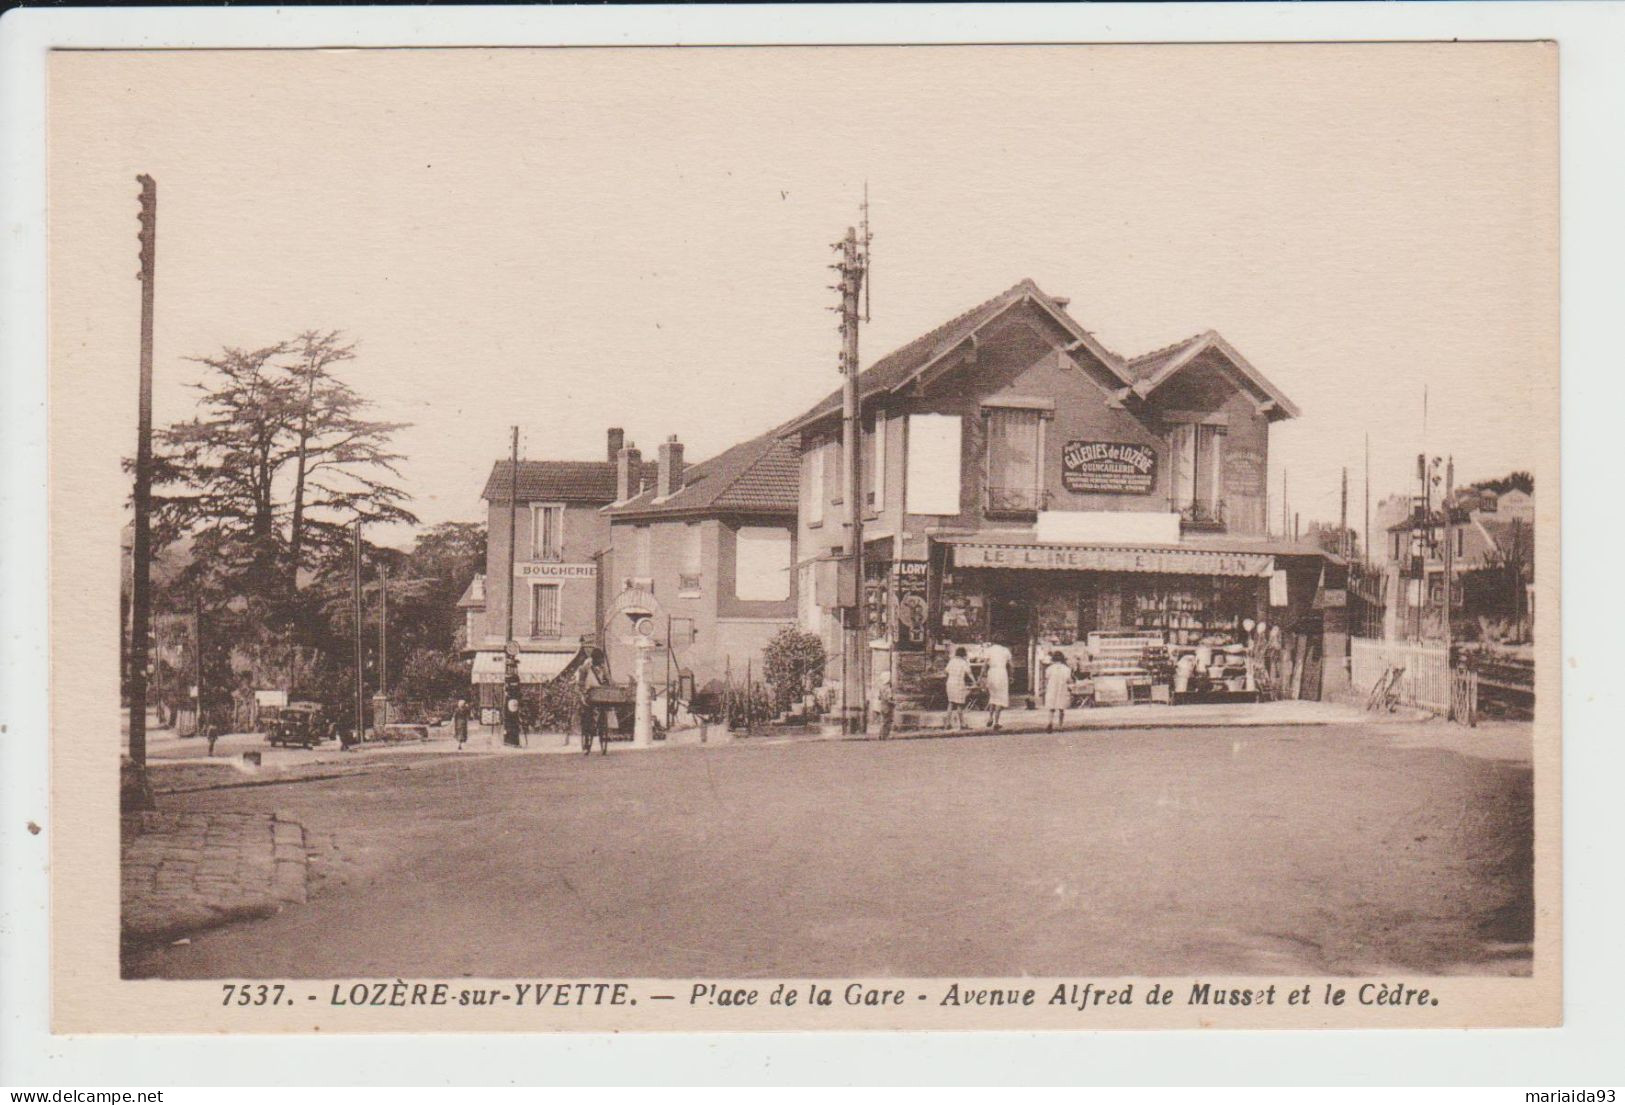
[43,38,1559,1034]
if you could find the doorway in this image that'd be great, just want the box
[988,590,1032,695]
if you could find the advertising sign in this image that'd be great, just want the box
[1061,440,1157,494]
[514,562,597,580]
[893,560,930,652]
[953,542,1273,578]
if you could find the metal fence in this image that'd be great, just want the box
[1350,638,1452,713]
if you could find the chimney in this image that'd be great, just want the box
[606,427,624,463]
[658,435,685,498]
[616,442,642,502]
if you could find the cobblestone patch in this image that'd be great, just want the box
[121,810,310,951]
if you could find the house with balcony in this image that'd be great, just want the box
[599,427,800,692]
[464,428,654,706]
[782,278,1337,705]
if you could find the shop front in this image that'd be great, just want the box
[875,535,1325,710]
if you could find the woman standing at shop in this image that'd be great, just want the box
[943,646,972,730]
[982,640,1013,730]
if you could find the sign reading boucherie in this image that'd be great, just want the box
[514,562,597,579]
[953,542,1272,577]
[1062,440,1157,494]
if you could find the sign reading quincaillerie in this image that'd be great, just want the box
[953,542,1273,577]
[514,562,597,580]
[1062,440,1157,494]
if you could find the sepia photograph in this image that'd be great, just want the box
[37,37,1560,1034]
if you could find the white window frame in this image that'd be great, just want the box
[905,414,963,516]
[865,412,887,511]
[808,443,825,526]
[529,581,562,639]
[679,522,703,595]
[530,502,565,561]
[734,526,792,602]
[634,524,653,579]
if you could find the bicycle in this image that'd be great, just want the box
[1366,665,1404,713]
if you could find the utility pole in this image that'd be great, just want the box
[503,426,522,747]
[505,426,519,644]
[128,174,157,778]
[1281,469,1289,540]
[378,562,389,697]
[352,518,365,747]
[1443,455,1455,656]
[193,590,203,736]
[1364,433,1371,570]
[832,222,870,734]
[1340,466,1349,559]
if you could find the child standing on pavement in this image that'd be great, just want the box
[873,670,895,740]
[1043,650,1073,732]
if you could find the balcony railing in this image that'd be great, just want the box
[984,485,1045,518]
[528,618,563,641]
[1177,500,1227,532]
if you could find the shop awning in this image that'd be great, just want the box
[941,537,1275,578]
[471,649,577,684]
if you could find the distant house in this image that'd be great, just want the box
[464,429,655,705]
[1383,486,1535,640]
[600,427,800,691]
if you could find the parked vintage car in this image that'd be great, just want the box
[266,701,335,748]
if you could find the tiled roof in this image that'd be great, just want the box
[605,425,800,520]
[783,279,1131,433]
[481,459,657,504]
[780,277,1301,431]
[1125,332,1208,382]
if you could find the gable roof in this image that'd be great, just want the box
[781,279,1132,435]
[481,458,657,505]
[605,425,800,521]
[780,278,1300,435]
[1125,330,1301,419]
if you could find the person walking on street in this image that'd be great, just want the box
[452,699,469,750]
[577,648,611,755]
[982,640,1012,730]
[873,670,895,740]
[1043,651,1073,732]
[944,646,972,730]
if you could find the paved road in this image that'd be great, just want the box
[125,724,1533,980]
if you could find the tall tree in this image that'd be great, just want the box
[149,333,417,609]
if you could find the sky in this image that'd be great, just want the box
[50,43,1557,551]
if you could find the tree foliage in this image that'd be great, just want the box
[1468,471,1534,496]
[147,331,416,606]
[761,626,827,715]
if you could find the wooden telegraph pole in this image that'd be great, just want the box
[379,563,389,696]
[833,220,870,734]
[352,518,365,746]
[128,175,158,777]
[505,426,519,645]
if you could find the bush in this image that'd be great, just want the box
[761,626,826,715]
[521,676,586,734]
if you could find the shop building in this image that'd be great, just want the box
[782,278,1339,707]
[464,428,655,705]
[599,427,800,691]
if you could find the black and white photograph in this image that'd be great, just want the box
[32,36,1563,1036]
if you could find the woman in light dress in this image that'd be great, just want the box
[981,640,1013,730]
[1043,650,1074,732]
[943,646,972,730]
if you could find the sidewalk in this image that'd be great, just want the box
[887,698,1424,738]
[121,810,311,951]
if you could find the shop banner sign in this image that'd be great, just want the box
[953,542,1273,578]
[893,560,929,652]
[1062,440,1157,494]
[515,562,597,580]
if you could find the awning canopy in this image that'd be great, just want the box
[943,538,1275,578]
[471,649,576,684]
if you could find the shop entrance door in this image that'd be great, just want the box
[988,592,1031,695]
